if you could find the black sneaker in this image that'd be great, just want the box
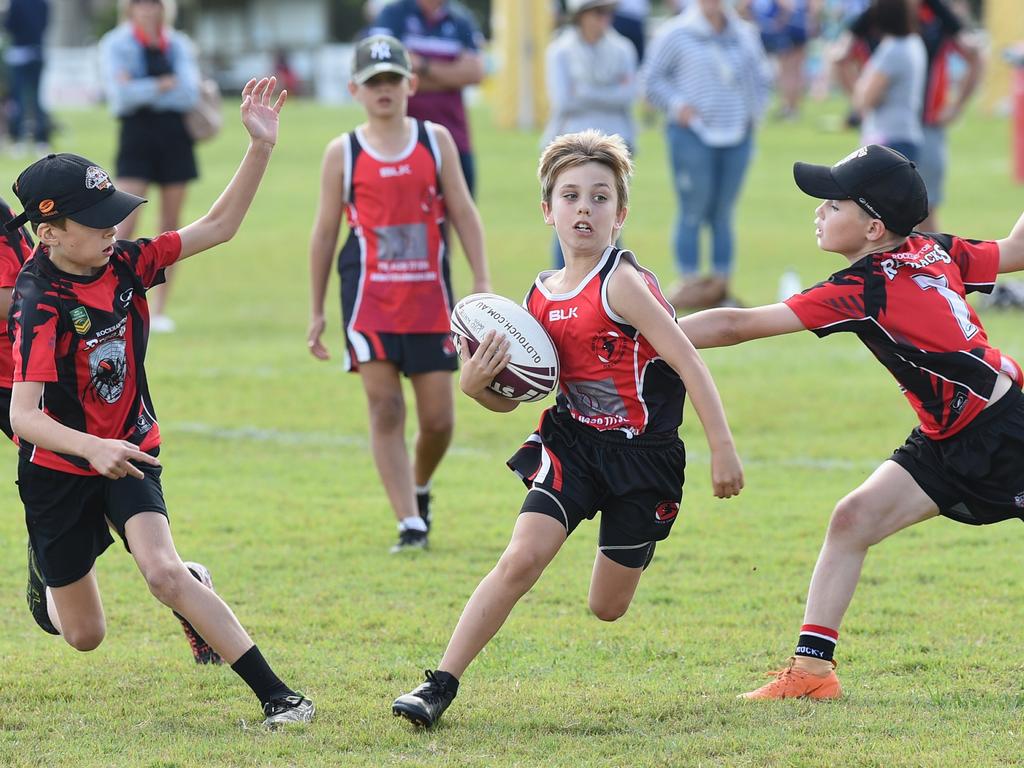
[392,670,457,728]
[173,562,222,665]
[416,491,432,531]
[26,542,59,635]
[390,527,428,554]
[262,694,316,729]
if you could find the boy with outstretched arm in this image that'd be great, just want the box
[9,77,314,728]
[391,130,743,728]
[678,144,1024,699]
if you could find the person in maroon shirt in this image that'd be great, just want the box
[8,77,315,729]
[679,144,1024,700]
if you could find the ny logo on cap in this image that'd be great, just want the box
[370,40,392,61]
[85,166,112,191]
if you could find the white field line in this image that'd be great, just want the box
[166,421,881,471]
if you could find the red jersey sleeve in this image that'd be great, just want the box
[945,236,999,293]
[120,231,182,289]
[784,272,868,336]
[11,283,60,383]
[0,242,21,289]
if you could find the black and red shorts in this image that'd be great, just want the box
[342,329,458,376]
[890,386,1024,525]
[507,407,686,568]
[19,450,167,587]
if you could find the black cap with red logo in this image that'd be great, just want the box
[6,153,146,231]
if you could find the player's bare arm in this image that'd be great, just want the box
[607,264,743,498]
[307,137,347,360]
[0,286,11,319]
[678,303,805,349]
[434,126,490,293]
[177,77,287,260]
[9,381,160,480]
[996,209,1024,274]
[458,331,518,413]
[412,52,484,92]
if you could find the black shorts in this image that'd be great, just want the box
[507,407,686,568]
[116,111,198,184]
[0,386,11,441]
[890,387,1024,525]
[19,450,167,587]
[343,330,458,376]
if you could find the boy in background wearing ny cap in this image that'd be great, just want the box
[8,77,315,728]
[678,144,1024,699]
[307,35,489,553]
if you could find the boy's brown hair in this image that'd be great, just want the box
[538,130,633,213]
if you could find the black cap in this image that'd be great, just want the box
[351,34,413,85]
[793,145,929,236]
[7,153,146,232]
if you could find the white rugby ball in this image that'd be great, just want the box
[451,293,559,402]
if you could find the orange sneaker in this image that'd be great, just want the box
[740,657,842,700]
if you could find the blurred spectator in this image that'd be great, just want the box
[643,0,772,310]
[612,0,650,61]
[836,0,980,230]
[4,0,51,156]
[746,0,818,119]
[273,49,301,96]
[544,0,638,267]
[100,0,200,334]
[370,0,485,195]
[852,0,926,162]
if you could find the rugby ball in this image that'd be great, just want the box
[451,293,559,402]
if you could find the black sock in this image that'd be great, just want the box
[794,624,838,663]
[433,670,459,696]
[231,645,295,705]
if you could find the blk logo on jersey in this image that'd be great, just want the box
[548,307,577,322]
[654,500,679,523]
[592,330,626,366]
[380,164,412,179]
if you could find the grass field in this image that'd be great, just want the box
[1,95,1023,768]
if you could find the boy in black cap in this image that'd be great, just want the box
[307,35,489,552]
[678,144,1024,699]
[8,77,315,728]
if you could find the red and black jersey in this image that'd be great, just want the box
[338,118,453,347]
[525,248,685,436]
[785,233,1021,440]
[0,199,35,389]
[10,232,181,474]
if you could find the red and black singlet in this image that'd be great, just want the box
[338,118,452,349]
[785,233,1021,439]
[10,232,181,473]
[0,201,34,389]
[525,247,685,436]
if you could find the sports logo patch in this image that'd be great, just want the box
[85,166,112,191]
[369,40,392,61]
[592,330,626,367]
[654,500,679,523]
[69,306,91,335]
[836,146,869,166]
[39,199,56,215]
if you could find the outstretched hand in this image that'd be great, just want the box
[240,76,287,145]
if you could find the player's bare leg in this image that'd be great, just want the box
[588,551,645,622]
[743,461,938,699]
[46,567,106,651]
[394,513,566,727]
[409,370,454,529]
[125,512,253,662]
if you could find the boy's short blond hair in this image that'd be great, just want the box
[538,130,633,213]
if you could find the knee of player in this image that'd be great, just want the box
[366,393,406,431]
[64,622,105,652]
[827,493,873,543]
[496,546,548,589]
[143,561,189,607]
[419,411,454,437]
[589,598,629,623]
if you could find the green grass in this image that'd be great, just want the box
[1,96,1024,767]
